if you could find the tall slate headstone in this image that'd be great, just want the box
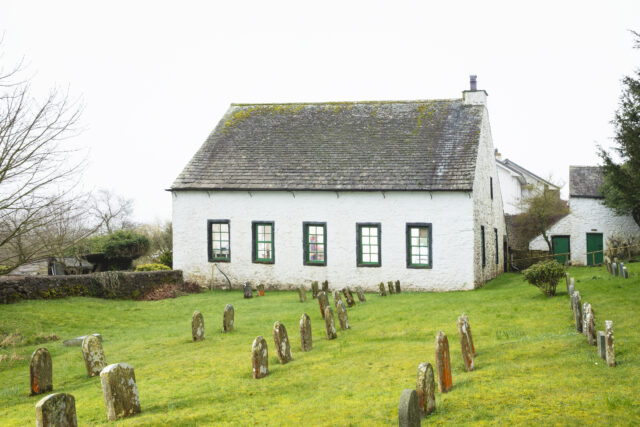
[582,302,591,337]
[342,287,356,307]
[35,393,77,427]
[251,336,268,379]
[300,313,312,352]
[572,291,583,333]
[379,282,387,296]
[324,306,337,340]
[355,286,367,302]
[612,262,618,276]
[457,315,474,371]
[273,321,293,364]
[192,310,205,341]
[435,331,452,393]
[243,282,253,298]
[298,286,307,302]
[100,363,141,421]
[317,291,329,319]
[416,362,435,417]
[336,300,350,330]
[311,281,319,299]
[223,304,234,333]
[30,348,53,395]
[618,262,624,277]
[461,313,476,356]
[605,320,616,367]
[82,334,107,377]
[597,331,606,360]
[398,389,421,427]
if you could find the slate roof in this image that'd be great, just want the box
[171,100,485,191]
[570,166,604,198]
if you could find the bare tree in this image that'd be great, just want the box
[90,188,134,234]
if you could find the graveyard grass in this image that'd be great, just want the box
[1,265,639,426]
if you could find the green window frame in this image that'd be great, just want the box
[303,222,327,266]
[356,223,381,267]
[252,221,275,264]
[406,223,432,269]
[481,225,486,267]
[208,219,230,262]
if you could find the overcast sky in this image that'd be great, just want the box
[2,1,639,223]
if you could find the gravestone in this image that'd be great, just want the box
[565,273,570,292]
[35,393,77,427]
[30,348,53,395]
[457,316,474,371]
[622,266,629,279]
[395,280,401,293]
[273,321,293,364]
[585,309,596,346]
[398,389,420,427]
[333,290,343,309]
[324,306,337,340]
[100,363,141,421]
[612,262,618,276]
[568,284,575,310]
[192,310,205,341]
[387,281,395,295]
[63,333,102,347]
[223,304,234,333]
[570,277,575,292]
[605,320,615,367]
[322,280,329,293]
[300,313,312,352]
[82,335,107,377]
[355,286,366,302]
[243,283,253,298]
[435,331,452,393]
[379,282,387,296]
[461,313,476,356]
[572,291,582,333]
[343,287,356,307]
[311,281,319,298]
[416,362,435,417]
[336,300,350,330]
[257,284,265,296]
[298,286,307,302]
[251,336,268,378]
[596,331,606,360]
[318,291,329,319]
[618,262,624,277]
[582,302,591,337]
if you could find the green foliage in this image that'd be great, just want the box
[522,260,566,296]
[83,230,150,270]
[135,263,171,272]
[158,249,172,268]
[0,265,11,275]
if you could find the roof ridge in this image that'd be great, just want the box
[230,99,461,107]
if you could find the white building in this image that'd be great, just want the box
[171,79,506,291]
[495,156,558,215]
[529,166,640,265]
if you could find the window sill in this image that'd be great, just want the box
[253,260,275,265]
[407,264,432,269]
[209,259,230,263]
[304,262,327,267]
[357,263,381,268]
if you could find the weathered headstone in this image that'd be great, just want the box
[355,286,367,302]
[333,290,343,309]
[300,313,312,352]
[435,331,452,393]
[568,284,575,310]
[257,284,265,296]
[398,389,420,427]
[461,313,476,356]
[82,335,107,377]
[457,316,474,371]
[618,262,624,277]
[565,273,570,292]
[572,291,582,333]
[605,320,615,367]
[273,321,293,364]
[623,266,629,279]
[243,282,253,298]
[324,306,337,340]
[612,262,618,276]
[30,348,53,395]
[416,362,435,417]
[100,363,141,421]
[379,282,387,296]
[322,280,329,293]
[251,336,268,378]
[342,287,356,307]
[35,393,77,427]
[585,307,596,346]
[223,304,234,333]
[570,277,575,292]
[336,300,350,330]
[597,331,606,360]
[63,333,102,347]
[298,286,307,302]
[311,281,319,299]
[395,280,401,293]
[318,291,329,319]
[387,281,395,295]
[192,310,205,341]
[582,302,591,337]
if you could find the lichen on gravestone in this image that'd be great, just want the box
[322,280,329,293]
[355,286,366,302]
[223,304,234,333]
[298,286,307,302]
[336,300,350,330]
[605,320,615,367]
[398,389,420,427]
[30,348,53,395]
[311,281,319,299]
[387,281,395,295]
[273,321,293,364]
[299,313,312,352]
[100,363,141,421]
[395,280,401,293]
[435,331,452,393]
[82,335,107,377]
[416,362,435,417]
[192,310,205,341]
[342,287,356,307]
[324,306,337,340]
[572,291,582,333]
[251,336,268,378]
[333,290,342,309]
[457,316,474,371]
[35,393,77,427]
[379,282,387,296]
[317,291,329,319]
[461,313,476,356]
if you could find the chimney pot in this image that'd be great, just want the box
[470,75,477,91]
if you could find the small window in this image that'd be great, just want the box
[494,228,499,265]
[357,223,381,267]
[208,220,230,262]
[406,223,432,269]
[490,177,494,200]
[303,222,327,266]
[481,225,486,267]
[252,221,274,264]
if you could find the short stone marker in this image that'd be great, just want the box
[273,321,293,364]
[298,286,307,302]
[605,320,615,367]
[597,331,606,360]
[82,335,107,377]
[324,306,337,340]
[192,310,205,341]
[565,273,570,292]
[300,313,312,352]
[100,363,141,421]
[395,280,401,293]
[336,300,350,330]
[379,282,387,296]
[223,304,234,333]
[322,280,329,293]
[572,291,582,333]
[30,348,53,395]
[311,281,319,299]
[416,362,435,417]
[585,307,596,346]
[457,316,474,371]
[243,282,253,298]
[343,287,356,307]
[387,281,395,295]
[62,333,102,347]
[435,331,452,393]
[612,262,618,276]
[333,290,343,308]
[318,291,329,319]
[461,313,476,356]
[251,336,268,378]
[398,389,421,427]
[355,286,366,302]
[35,393,77,427]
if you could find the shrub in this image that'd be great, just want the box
[136,263,171,272]
[158,249,173,268]
[522,260,565,296]
[0,265,11,275]
[83,230,150,270]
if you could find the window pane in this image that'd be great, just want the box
[412,255,420,264]
[411,237,418,246]
[212,223,220,232]
[316,253,324,261]
[371,245,378,254]
[363,254,370,263]
[419,228,428,238]
[264,225,271,234]
[371,254,378,263]
[370,227,378,237]
[316,234,324,243]
[411,228,419,237]
[316,244,324,253]
[362,236,370,245]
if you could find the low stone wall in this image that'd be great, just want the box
[0,270,183,304]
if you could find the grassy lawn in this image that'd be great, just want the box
[1,265,639,426]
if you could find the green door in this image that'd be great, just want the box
[552,236,570,265]
[586,233,604,266]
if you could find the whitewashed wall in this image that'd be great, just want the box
[173,191,475,291]
[529,197,640,265]
[496,163,523,215]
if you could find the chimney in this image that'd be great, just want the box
[463,74,488,106]
[494,148,502,161]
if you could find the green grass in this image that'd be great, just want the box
[1,265,639,426]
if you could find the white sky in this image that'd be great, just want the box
[2,0,639,223]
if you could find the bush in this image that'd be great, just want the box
[158,249,172,268]
[522,260,565,296]
[136,263,171,272]
[83,230,150,270]
[0,265,11,275]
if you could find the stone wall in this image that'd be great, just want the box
[0,270,183,304]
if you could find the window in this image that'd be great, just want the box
[356,223,381,267]
[252,221,274,264]
[303,222,327,266]
[208,220,230,262]
[481,225,486,267]
[490,177,494,200]
[494,228,499,265]
[406,223,432,268]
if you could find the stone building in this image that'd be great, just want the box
[171,78,506,291]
